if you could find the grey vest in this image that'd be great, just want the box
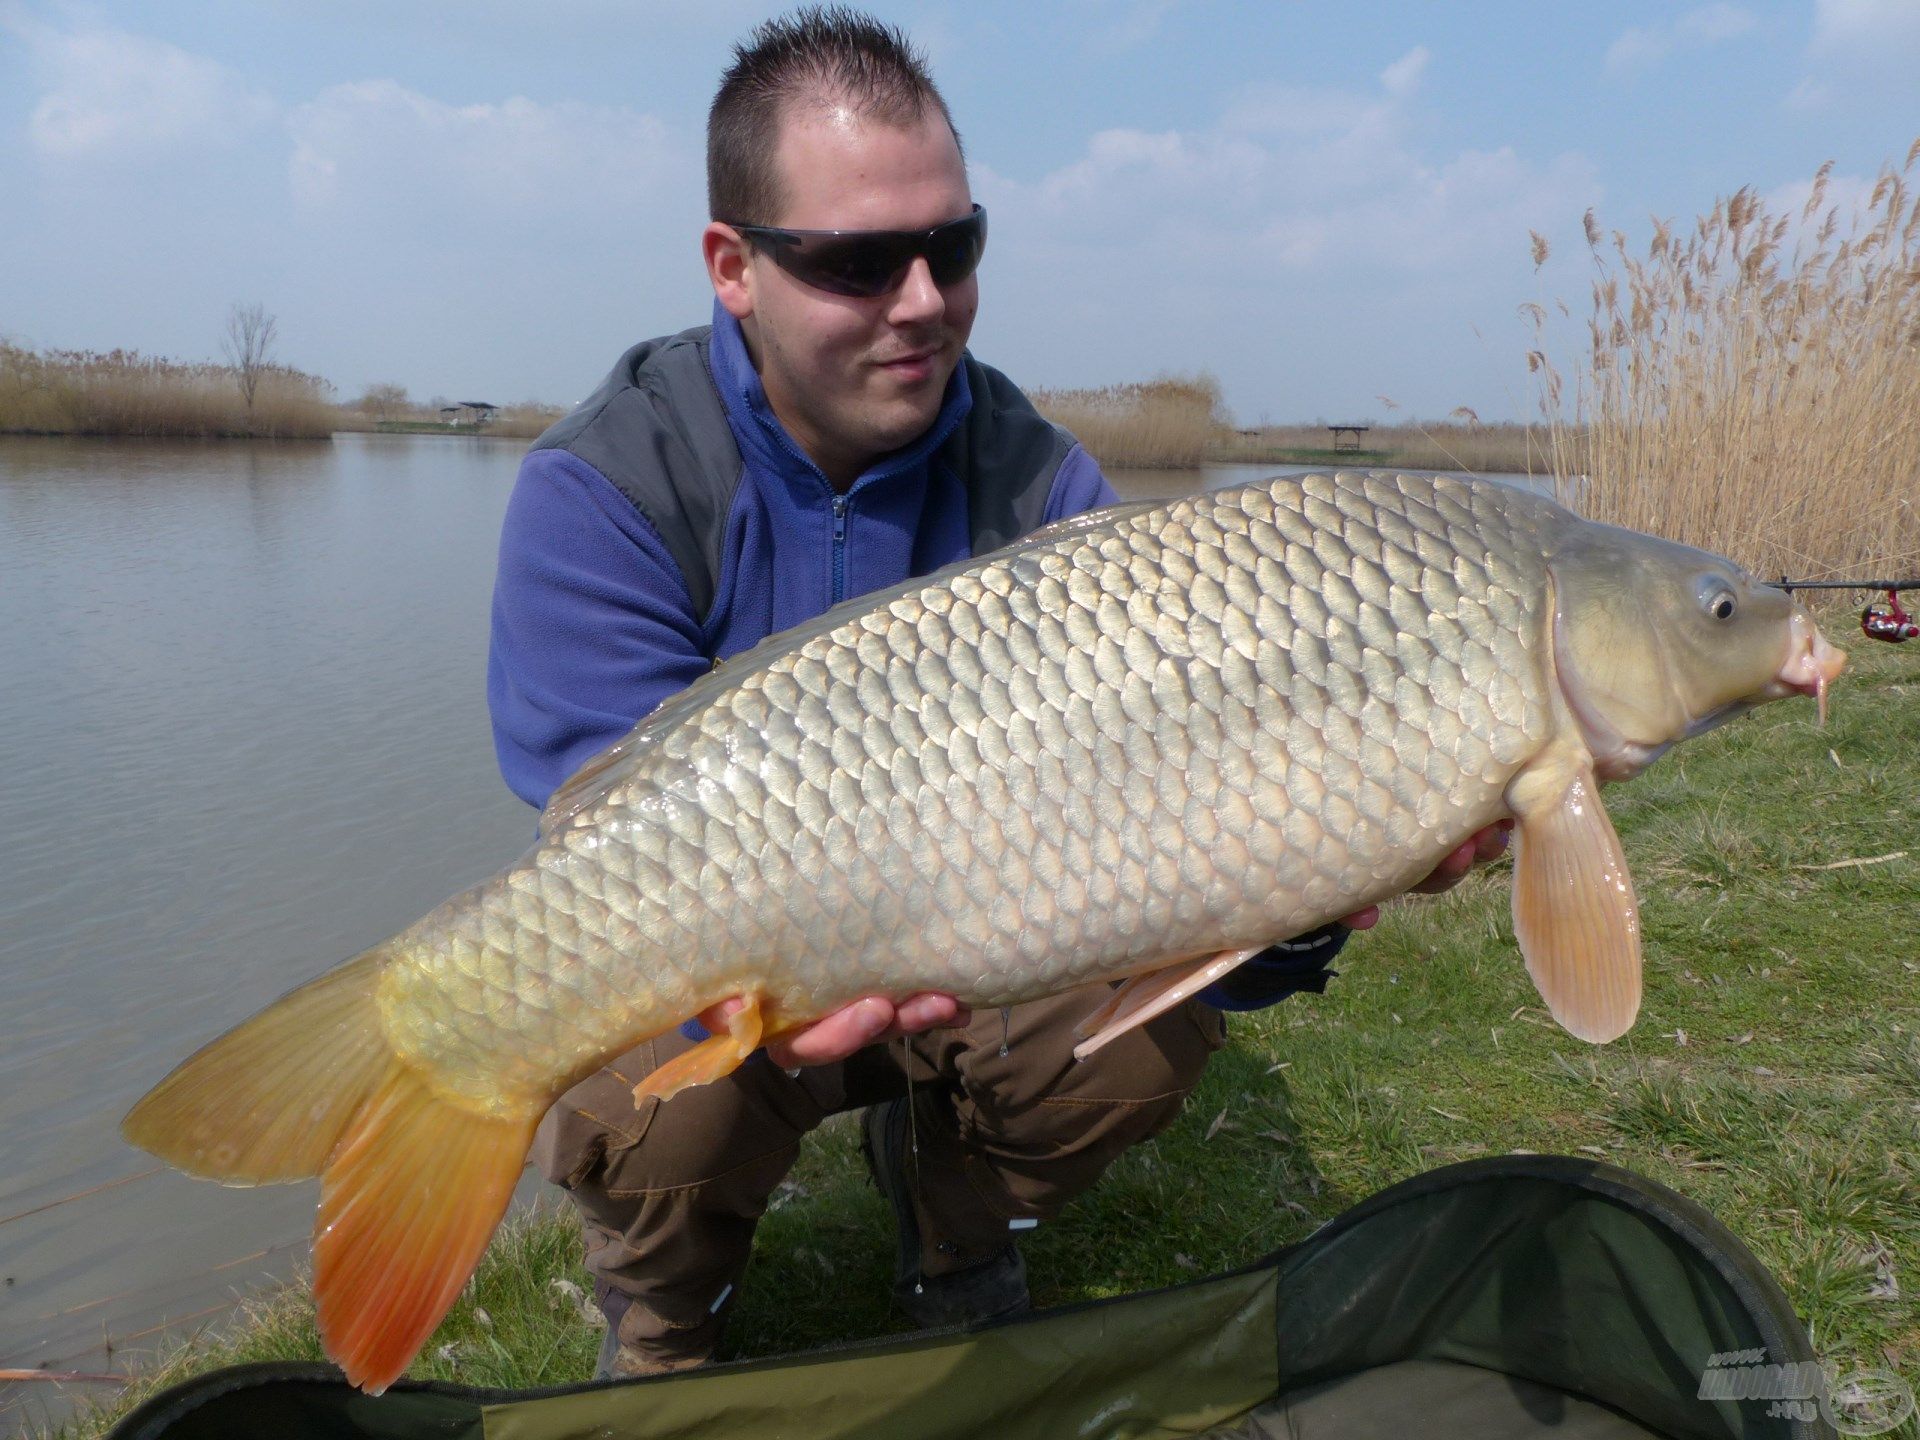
[530,326,1075,621]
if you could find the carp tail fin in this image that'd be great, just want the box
[314,1063,537,1394]
[121,950,394,1183]
[122,947,540,1394]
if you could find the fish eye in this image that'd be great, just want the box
[1705,588,1737,621]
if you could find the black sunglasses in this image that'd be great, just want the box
[724,204,987,299]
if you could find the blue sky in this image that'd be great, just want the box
[2,1,1915,423]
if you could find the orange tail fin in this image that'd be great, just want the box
[122,949,540,1393]
[315,1064,536,1392]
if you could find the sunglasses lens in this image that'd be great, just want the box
[758,207,987,298]
[926,212,986,287]
[797,236,915,298]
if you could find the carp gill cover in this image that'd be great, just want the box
[123,470,1846,1392]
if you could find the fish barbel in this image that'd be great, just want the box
[124,470,1844,1390]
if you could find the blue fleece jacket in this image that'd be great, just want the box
[487,304,1343,1013]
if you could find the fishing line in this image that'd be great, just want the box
[0,1168,163,1229]
[897,1034,925,1296]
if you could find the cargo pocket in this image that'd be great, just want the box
[532,1043,661,1191]
[1185,999,1229,1052]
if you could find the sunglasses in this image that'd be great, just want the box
[725,205,988,299]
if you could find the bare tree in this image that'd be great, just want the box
[222,302,277,429]
[356,382,410,425]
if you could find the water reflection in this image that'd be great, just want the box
[0,435,536,1422]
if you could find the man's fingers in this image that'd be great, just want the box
[894,991,967,1032]
[1409,823,1513,895]
[764,997,895,1069]
[1336,905,1381,930]
[1409,837,1478,894]
[746,991,970,1070]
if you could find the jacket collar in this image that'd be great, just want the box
[706,301,972,495]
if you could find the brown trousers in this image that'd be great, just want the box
[532,986,1225,1367]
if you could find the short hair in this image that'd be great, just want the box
[708,5,962,225]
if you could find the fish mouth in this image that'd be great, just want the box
[1767,611,1848,724]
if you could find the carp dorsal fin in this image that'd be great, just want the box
[1071,948,1262,1060]
[1504,742,1642,1043]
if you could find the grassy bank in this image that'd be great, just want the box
[0,344,338,440]
[1210,420,1552,474]
[337,404,566,440]
[1028,381,1558,477]
[54,637,1918,1438]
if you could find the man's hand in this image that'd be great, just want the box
[710,819,1512,1069]
[1335,819,1513,930]
[697,991,971,1071]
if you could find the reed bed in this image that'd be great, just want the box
[1030,375,1227,469]
[1532,140,1920,580]
[0,344,338,440]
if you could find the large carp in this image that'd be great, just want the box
[125,471,1843,1391]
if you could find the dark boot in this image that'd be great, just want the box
[861,1097,1032,1328]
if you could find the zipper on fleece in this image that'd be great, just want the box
[831,494,849,603]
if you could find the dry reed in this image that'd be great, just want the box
[1531,140,1920,580]
[1030,375,1228,469]
[0,343,337,439]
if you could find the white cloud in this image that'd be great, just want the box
[1604,4,1756,76]
[11,15,273,159]
[1379,46,1430,98]
[1076,0,1186,55]
[1795,0,1920,104]
[287,81,687,216]
[971,56,1598,419]
[1810,0,1920,56]
[1764,167,1887,255]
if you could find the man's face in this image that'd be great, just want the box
[711,104,977,487]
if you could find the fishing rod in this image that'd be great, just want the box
[1774,577,1920,643]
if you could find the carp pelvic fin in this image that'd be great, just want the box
[1505,748,1643,1043]
[634,995,766,1104]
[1071,949,1262,1061]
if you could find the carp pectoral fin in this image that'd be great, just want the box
[1506,750,1643,1043]
[315,1065,537,1395]
[633,996,766,1104]
[1071,949,1262,1061]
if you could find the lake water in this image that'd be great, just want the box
[0,432,1325,1426]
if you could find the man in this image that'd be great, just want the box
[488,6,1505,1381]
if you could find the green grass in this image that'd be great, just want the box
[50,640,1920,1437]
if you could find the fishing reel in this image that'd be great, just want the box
[1862,589,1917,643]
[1777,578,1919,644]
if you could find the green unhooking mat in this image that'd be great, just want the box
[107,1155,1840,1440]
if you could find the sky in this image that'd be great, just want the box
[2,0,1916,425]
